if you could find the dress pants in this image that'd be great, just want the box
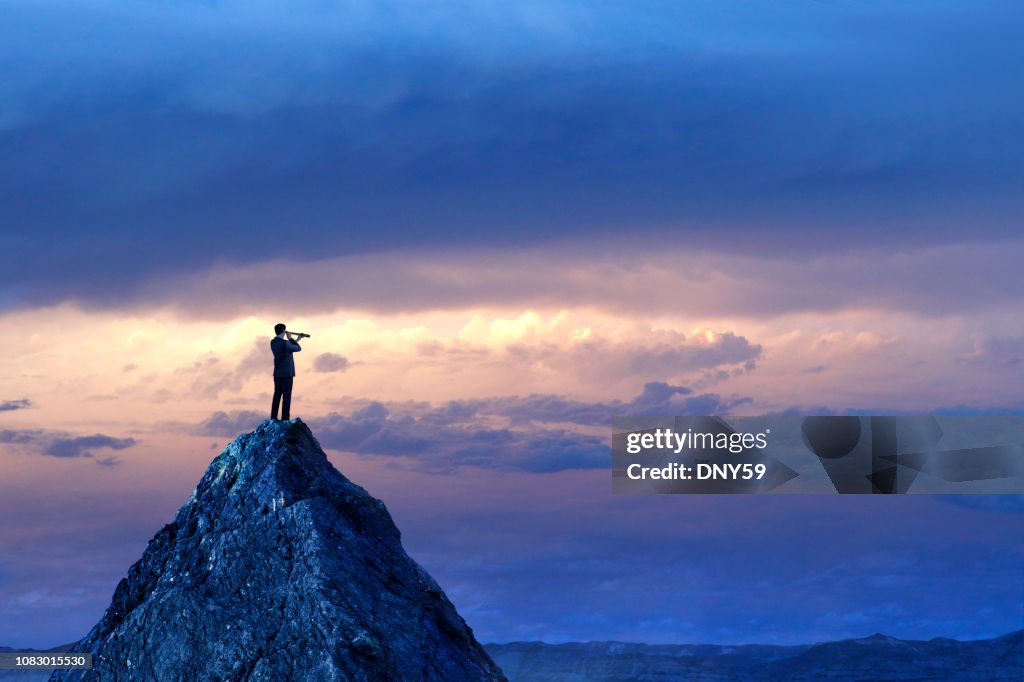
[271,376,294,420]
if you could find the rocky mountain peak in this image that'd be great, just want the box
[53,419,506,682]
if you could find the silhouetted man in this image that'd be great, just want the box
[270,323,302,420]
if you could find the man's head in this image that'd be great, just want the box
[274,323,287,336]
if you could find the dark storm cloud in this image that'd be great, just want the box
[196,410,266,438]
[0,428,135,464]
[315,405,611,473]
[116,240,1024,319]
[0,399,32,412]
[312,353,350,373]
[197,382,748,472]
[2,1,1023,310]
[43,435,135,459]
[482,381,751,427]
[199,402,609,473]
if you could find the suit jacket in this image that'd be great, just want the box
[270,336,302,377]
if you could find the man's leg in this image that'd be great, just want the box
[271,377,284,420]
[281,377,294,420]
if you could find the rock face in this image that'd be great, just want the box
[52,419,506,682]
[486,630,1024,681]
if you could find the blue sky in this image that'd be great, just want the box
[0,0,1022,648]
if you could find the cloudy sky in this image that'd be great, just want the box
[1,0,1022,648]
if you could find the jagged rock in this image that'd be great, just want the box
[52,419,506,682]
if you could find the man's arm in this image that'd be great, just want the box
[286,340,302,352]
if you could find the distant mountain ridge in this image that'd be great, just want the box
[485,629,1024,681]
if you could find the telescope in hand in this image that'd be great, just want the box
[286,331,311,339]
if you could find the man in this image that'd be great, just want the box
[270,323,302,420]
